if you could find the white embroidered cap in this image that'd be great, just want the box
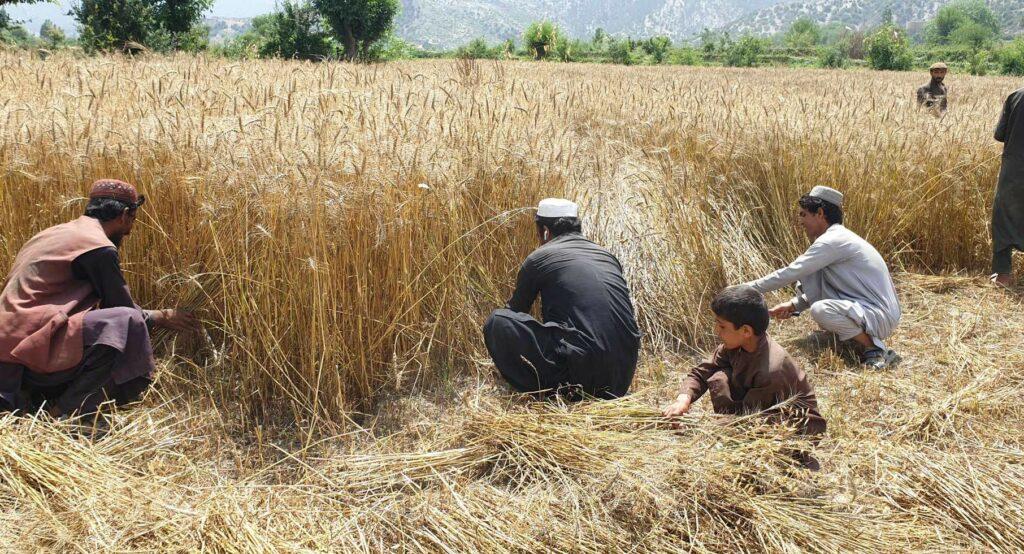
[809,186,844,208]
[537,198,579,218]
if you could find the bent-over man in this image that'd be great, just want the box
[991,86,1024,286]
[746,186,901,369]
[0,179,198,417]
[483,198,641,399]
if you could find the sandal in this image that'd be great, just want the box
[861,348,900,370]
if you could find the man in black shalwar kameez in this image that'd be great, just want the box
[991,88,1024,286]
[483,199,641,399]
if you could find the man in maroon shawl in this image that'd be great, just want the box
[0,179,198,417]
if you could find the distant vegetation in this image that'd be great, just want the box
[2,0,1024,75]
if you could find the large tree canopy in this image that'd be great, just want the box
[926,0,1000,49]
[312,0,398,61]
[72,0,212,52]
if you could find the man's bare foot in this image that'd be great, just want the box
[990,273,1014,287]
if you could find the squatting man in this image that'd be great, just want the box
[746,186,902,370]
[0,180,200,417]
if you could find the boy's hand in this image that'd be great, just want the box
[662,394,692,418]
[769,302,796,320]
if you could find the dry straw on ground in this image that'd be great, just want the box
[1,53,1022,551]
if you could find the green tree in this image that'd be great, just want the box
[313,0,399,61]
[553,35,575,62]
[699,27,729,54]
[642,35,671,63]
[607,38,633,65]
[523,20,558,60]
[152,0,213,48]
[926,0,999,49]
[260,1,333,60]
[457,37,491,59]
[880,8,894,25]
[784,17,822,50]
[724,35,766,67]
[73,0,211,52]
[592,27,606,45]
[865,23,912,71]
[39,19,65,46]
[73,0,155,52]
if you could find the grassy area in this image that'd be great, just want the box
[1,54,1022,550]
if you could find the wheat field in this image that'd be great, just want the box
[1,53,1023,551]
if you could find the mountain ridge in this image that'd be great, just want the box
[204,0,1024,49]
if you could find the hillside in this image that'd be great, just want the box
[728,0,1024,37]
[395,0,788,49]
[202,0,1024,49]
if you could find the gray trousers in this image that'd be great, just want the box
[807,300,886,350]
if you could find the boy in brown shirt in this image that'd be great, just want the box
[663,285,826,468]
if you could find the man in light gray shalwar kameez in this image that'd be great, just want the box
[745,187,902,369]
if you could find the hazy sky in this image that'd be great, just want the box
[5,0,279,35]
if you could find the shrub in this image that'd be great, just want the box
[608,39,634,65]
[724,35,766,67]
[642,35,671,64]
[818,44,848,68]
[668,47,702,65]
[998,38,1024,76]
[865,24,913,71]
[456,37,494,60]
[968,49,990,76]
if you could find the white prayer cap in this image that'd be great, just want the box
[809,186,844,208]
[536,198,579,218]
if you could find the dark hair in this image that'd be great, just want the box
[84,197,135,222]
[711,285,770,336]
[535,216,582,237]
[798,195,843,225]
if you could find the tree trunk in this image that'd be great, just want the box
[342,23,358,61]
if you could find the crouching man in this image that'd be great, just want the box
[483,198,641,399]
[746,186,902,369]
[663,286,826,469]
[0,179,199,417]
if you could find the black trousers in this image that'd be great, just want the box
[0,345,151,416]
[483,309,572,395]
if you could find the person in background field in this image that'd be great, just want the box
[917,62,948,116]
[745,186,902,369]
[662,286,826,470]
[0,179,200,418]
[991,86,1024,286]
[482,198,641,400]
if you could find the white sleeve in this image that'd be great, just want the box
[748,239,845,294]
